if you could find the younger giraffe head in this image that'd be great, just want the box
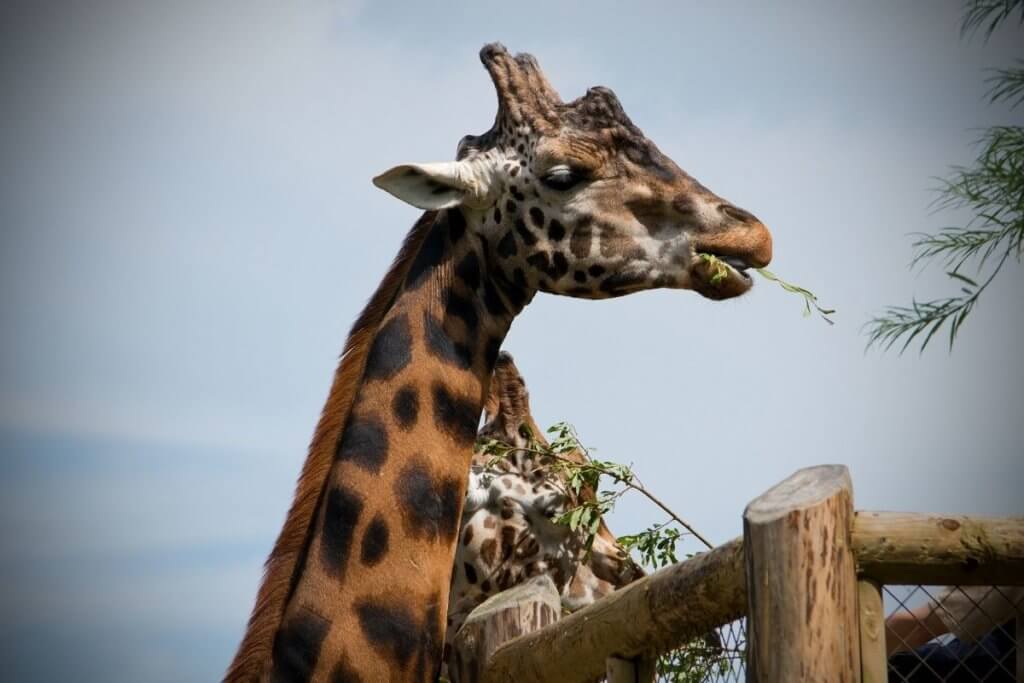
[375,43,772,302]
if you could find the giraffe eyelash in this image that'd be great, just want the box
[540,165,588,191]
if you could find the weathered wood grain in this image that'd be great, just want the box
[743,464,860,682]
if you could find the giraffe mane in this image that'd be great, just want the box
[224,210,441,682]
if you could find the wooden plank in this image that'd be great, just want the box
[1018,623,1023,683]
[743,465,860,682]
[853,511,1024,585]
[606,654,656,683]
[1017,616,1023,683]
[450,575,561,683]
[479,538,747,683]
[857,578,887,683]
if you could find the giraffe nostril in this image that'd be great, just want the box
[719,204,757,224]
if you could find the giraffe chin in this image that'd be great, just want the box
[688,259,754,301]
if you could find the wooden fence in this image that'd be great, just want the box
[449,464,1024,683]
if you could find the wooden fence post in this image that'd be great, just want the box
[450,574,561,683]
[1017,600,1023,683]
[857,578,887,683]
[606,654,656,683]
[743,465,860,682]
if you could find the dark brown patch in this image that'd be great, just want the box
[496,230,518,258]
[444,288,479,333]
[271,608,330,683]
[547,219,566,241]
[483,335,502,369]
[360,514,389,566]
[454,251,482,290]
[320,485,364,576]
[394,460,461,543]
[431,382,480,446]
[363,313,412,381]
[355,600,419,667]
[447,208,467,243]
[550,252,569,280]
[424,311,473,370]
[526,251,550,273]
[528,206,545,228]
[392,385,419,430]
[500,526,516,560]
[405,218,448,291]
[515,218,538,246]
[482,279,509,317]
[335,415,389,473]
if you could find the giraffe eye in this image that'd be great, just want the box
[541,165,585,191]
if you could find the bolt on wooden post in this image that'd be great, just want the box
[743,465,861,682]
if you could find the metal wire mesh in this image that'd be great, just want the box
[884,584,1020,682]
[655,618,746,682]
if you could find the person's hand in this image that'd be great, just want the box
[885,602,948,656]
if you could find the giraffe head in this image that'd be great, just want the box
[374,43,772,302]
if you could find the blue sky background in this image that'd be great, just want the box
[2,2,1022,681]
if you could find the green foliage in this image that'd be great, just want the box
[618,524,683,568]
[986,60,1024,108]
[479,421,735,681]
[699,253,731,286]
[866,1,1023,353]
[656,643,737,683]
[754,268,836,324]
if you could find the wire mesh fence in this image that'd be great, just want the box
[655,618,746,683]
[884,584,1021,682]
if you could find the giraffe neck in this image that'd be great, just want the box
[270,209,530,682]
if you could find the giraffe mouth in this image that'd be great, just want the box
[689,250,754,300]
[719,256,753,281]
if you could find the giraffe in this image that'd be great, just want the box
[225,43,772,683]
[444,351,644,672]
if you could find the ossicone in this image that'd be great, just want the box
[478,42,562,131]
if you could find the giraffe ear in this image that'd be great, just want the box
[373,161,492,210]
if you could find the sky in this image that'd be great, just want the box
[1,2,1022,681]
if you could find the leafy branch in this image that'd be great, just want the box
[865,125,1023,352]
[866,1,1023,354]
[986,60,1024,108]
[960,0,1023,40]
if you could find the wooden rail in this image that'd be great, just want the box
[852,510,1024,585]
[461,538,746,683]
[450,465,1024,683]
